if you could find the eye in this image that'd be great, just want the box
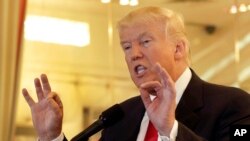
[141,39,151,47]
[122,43,132,50]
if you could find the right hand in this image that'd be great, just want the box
[22,74,63,141]
[139,63,176,136]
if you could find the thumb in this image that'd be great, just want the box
[139,87,152,109]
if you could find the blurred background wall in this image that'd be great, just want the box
[0,0,250,141]
[0,0,25,141]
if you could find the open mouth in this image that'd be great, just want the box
[134,64,147,76]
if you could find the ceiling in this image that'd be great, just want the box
[27,0,250,27]
[26,0,250,91]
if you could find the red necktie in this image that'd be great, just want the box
[144,121,158,141]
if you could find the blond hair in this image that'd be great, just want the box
[117,6,190,65]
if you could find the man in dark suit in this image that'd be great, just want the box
[22,6,250,141]
[100,70,250,141]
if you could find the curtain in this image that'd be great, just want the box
[0,0,26,140]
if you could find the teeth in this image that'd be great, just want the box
[136,65,145,74]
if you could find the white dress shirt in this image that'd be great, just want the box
[50,67,192,141]
[136,67,192,141]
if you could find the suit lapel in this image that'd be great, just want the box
[176,70,204,130]
[126,97,145,140]
[117,96,145,141]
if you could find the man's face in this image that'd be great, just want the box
[119,22,177,88]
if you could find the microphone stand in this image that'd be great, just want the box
[71,120,104,141]
[70,104,124,141]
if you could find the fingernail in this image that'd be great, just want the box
[140,83,145,88]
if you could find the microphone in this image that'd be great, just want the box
[71,104,124,141]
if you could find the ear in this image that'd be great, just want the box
[174,40,186,60]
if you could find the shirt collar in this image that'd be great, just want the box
[149,67,192,105]
[175,67,192,104]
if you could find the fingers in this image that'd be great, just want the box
[153,63,176,100]
[154,63,167,86]
[34,78,45,101]
[41,74,51,96]
[34,74,52,101]
[154,63,168,86]
[22,88,35,107]
[139,88,151,108]
[140,81,161,108]
[153,63,175,89]
[52,92,63,109]
[47,92,63,114]
[22,74,62,112]
[140,81,162,94]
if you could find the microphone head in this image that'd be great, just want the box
[100,104,124,127]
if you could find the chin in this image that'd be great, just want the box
[133,76,159,88]
[132,79,144,88]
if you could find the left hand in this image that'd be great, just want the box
[139,63,176,136]
[22,74,63,141]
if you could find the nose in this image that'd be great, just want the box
[130,45,143,61]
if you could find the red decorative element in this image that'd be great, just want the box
[144,121,158,141]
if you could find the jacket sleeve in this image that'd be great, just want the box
[177,115,250,141]
[176,122,206,141]
[63,136,68,141]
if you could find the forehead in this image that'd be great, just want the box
[118,21,165,42]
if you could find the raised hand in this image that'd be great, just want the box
[139,63,176,137]
[22,74,63,141]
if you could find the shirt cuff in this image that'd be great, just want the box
[159,120,178,141]
[37,132,64,141]
[52,132,64,141]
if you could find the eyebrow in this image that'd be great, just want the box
[120,41,130,46]
[138,32,151,39]
[120,32,152,45]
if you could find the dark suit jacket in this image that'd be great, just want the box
[100,70,250,141]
